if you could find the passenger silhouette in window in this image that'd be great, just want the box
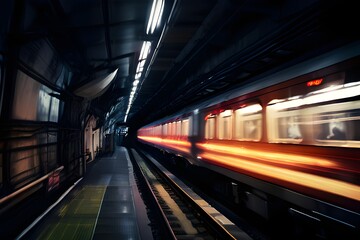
[245,120,257,139]
[287,117,301,139]
[328,127,346,140]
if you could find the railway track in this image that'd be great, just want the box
[128,148,251,240]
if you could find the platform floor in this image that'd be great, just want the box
[20,146,153,240]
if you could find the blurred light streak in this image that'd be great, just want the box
[197,143,338,168]
[138,136,190,153]
[199,151,360,201]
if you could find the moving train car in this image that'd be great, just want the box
[137,43,360,236]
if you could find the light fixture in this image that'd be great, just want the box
[124,0,167,123]
[146,0,165,34]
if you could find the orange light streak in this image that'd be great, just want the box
[199,152,360,201]
[197,143,337,168]
[138,136,191,153]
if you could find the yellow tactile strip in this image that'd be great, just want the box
[35,186,106,240]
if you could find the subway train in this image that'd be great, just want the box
[137,43,360,235]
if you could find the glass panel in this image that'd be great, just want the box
[278,116,302,139]
[182,119,189,136]
[162,124,167,136]
[267,81,360,147]
[267,107,305,144]
[172,122,175,136]
[235,104,262,141]
[49,97,60,122]
[37,86,51,121]
[19,39,62,85]
[176,121,181,137]
[313,102,360,145]
[218,110,232,140]
[12,71,40,120]
[205,117,216,139]
[12,70,61,122]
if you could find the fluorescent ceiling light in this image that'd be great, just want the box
[146,0,164,34]
[133,80,140,86]
[139,41,152,60]
[125,0,167,123]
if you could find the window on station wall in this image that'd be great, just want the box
[49,95,60,122]
[12,71,40,121]
[218,110,232,140]
[205,114,216,139]
[181,118,189,136]
[267,80,360,147]
[19,39,64,87]
[12,70,61,122]
[234,104,262,141]
[37,86,52,121]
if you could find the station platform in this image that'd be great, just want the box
[18,146,153,240]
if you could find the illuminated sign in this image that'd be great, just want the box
[307,78,323,87]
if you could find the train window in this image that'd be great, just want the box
[234,104,262,141]
[181,119,189,136]
[167,123,171,136]
[156,125,161,136]
[176,121,181,137]
[173,123,176,136]
[267,81,360,147]
[218,110,232,140]
[312,102,360,146]
[152,126,156,136]
[168,122,173,136]
[162,123,167,136]
[168,123,171,136]
[267,99,310,144]
[172,122,176,136]
[170,122,174,136]
[205,114,216,139]
[147,127,151,136]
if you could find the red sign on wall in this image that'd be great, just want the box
[307,78,323,87]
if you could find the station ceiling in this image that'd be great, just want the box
[11,0,359,129]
